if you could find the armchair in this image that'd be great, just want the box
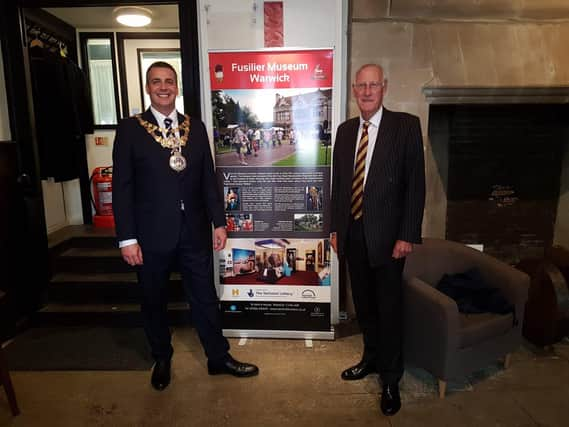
[403,238,529,398]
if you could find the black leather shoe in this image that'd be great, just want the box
[207,354,259,377]
[151,359,171,391]
[380,383,401,416]
[341,360,376,381]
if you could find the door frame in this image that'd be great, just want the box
[0,0,201,324]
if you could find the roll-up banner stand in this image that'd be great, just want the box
[209,49,334,339]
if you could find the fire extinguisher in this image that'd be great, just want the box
[90,166,115,228]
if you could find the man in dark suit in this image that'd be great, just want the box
[330,64,425,416]
[112,61,258,391]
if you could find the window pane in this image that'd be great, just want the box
[87,39,118,125]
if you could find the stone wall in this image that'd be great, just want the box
[350,0,569,244]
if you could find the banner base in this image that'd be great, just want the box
[222,327,335,340]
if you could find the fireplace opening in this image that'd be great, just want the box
[429,104,569,264]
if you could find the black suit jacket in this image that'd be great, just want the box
[330,108,426,267]
[112,109,225,252]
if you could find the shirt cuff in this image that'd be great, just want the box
[119,239,138,248]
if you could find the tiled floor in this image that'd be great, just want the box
[1,328,568,426]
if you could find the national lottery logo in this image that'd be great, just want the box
[247,289,255,298]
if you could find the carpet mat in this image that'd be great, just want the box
[4,327,153,371]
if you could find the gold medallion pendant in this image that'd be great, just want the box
[169,150,187,172]
[136,114,191,172]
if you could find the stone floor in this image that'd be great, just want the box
[1,328,568,426]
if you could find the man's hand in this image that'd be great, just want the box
[392,240,413,259]
[213,226,227,251]
[121,243,143,266]
[330,232,338,253]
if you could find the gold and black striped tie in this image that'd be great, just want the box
[350,121,370,220]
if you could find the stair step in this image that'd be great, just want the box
[45,227,193,327]
[51,271,183,283]
[56,247,132,273]
[62,247,122,257]
[67,236,118,248]
[48,272,185,303]
[48,225,116,249]
[52,271,139,283]
[34,302,191,327]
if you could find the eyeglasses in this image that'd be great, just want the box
[353,81,384,93]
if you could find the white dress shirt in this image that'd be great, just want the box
[353,106,383,185]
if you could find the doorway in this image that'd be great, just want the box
[0,0,201,339]
[23,4,191,235]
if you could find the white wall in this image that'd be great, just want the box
[283,0,338,48]
[86,131,114,174]
[0,46,11,141]
[202,0,264,49]
[41,179,67,233]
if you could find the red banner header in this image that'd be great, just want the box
[209,49,333,90]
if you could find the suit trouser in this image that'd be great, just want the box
[137,214,230,363]
[346,218,405,385]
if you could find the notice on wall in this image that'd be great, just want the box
[209,49,333,337]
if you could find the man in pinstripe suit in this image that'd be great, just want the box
[330,64,425,416]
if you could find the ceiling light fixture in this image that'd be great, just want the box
[114,6,153,28]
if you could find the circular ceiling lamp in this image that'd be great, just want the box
[114,6,153,27]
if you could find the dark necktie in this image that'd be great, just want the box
[164,117,173,137]
[351,121,370,220]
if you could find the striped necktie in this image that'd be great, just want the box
[163,117,173,137]
[350,121,370,220]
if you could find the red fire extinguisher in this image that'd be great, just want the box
[91,166,115,228]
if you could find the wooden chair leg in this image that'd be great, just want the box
[438,379,446,399]
[0,348,19,416]
[504,353,511,369]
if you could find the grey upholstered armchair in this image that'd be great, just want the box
[403,238,529,398]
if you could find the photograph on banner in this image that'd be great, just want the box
[225,213,254,232]
[218,237,331,287]
[209,49,333,168]
[223,186,241,210]
[212,89,332,167]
